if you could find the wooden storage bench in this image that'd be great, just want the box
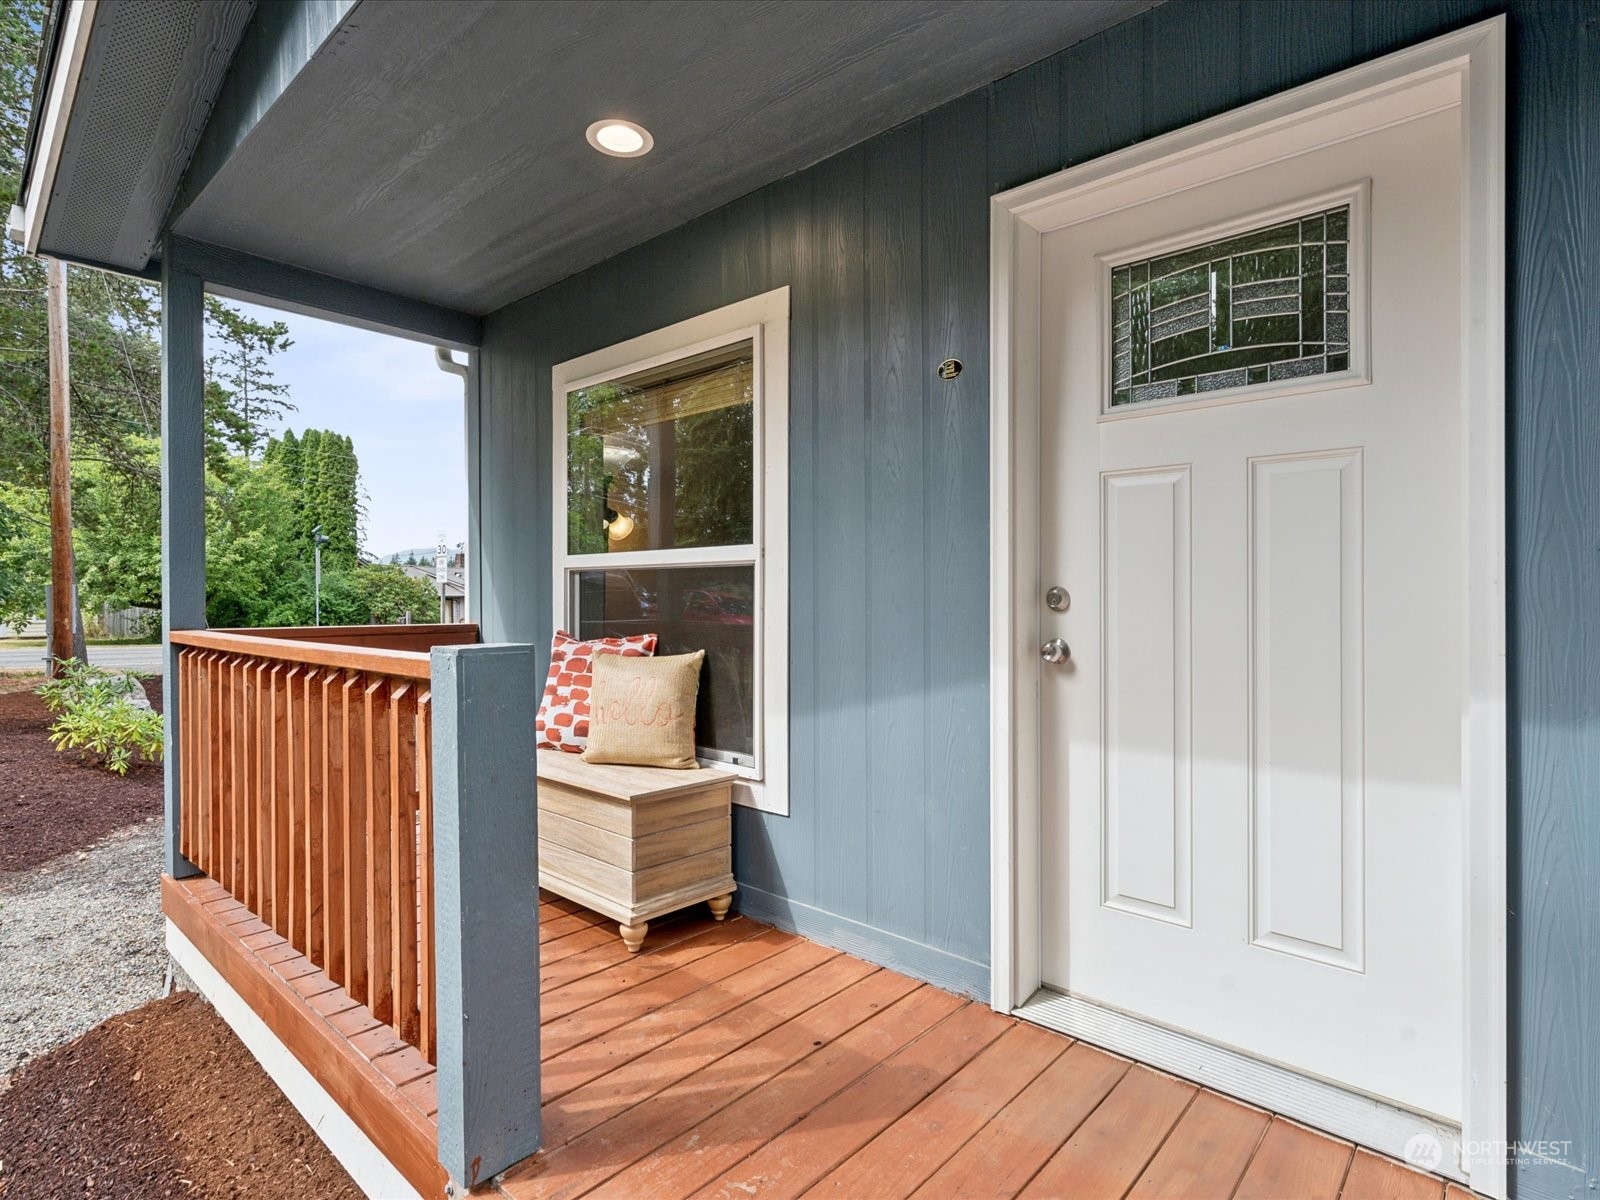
[535,749,736,952]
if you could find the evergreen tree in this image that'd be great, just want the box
[205,297,293,456]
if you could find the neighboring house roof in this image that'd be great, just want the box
[401,563,465,601]
[14,0,1156,312]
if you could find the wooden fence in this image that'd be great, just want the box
[168,626,476,1064]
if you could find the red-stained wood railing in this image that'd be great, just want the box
[169,625,471,1063]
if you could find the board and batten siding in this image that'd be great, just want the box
[474,4,1599,1195]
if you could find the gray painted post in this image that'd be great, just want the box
[431,642,539,1189]
[160,257,206,881]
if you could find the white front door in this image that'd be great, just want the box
[1038,103,1465,1122]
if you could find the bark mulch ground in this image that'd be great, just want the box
[0,677,163,874]
[0,991,359,1199]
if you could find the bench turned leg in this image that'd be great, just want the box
[619,921,649,953]
[708,894,733,922]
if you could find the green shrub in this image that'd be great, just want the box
[38,660,164,776]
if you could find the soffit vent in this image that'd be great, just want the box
[41,0,253,270]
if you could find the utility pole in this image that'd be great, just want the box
[46,257,83,675]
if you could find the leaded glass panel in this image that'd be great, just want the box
[1110,205,1351,408]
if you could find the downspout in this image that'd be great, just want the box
[434,348,472,627]
[433,346,468,381]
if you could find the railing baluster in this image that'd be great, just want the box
[230,655,246,899]
[390,683,421,1046]
[417,689,436,1065]
[238,657,252,910]
[201,659,214,883]
[178,650,194,864]
[212,653,223,877]
[213,657,226,892]
[226,656,240,896]
[321,669,344,983]
[365,678,394,1026]
[304,668,325,964]
[253,660,270,917]
[343,673,369,1005]
[199,652,210,870]
[285,666,306,953]
[270,663,291,938]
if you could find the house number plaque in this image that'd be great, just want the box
[937,358,962,380]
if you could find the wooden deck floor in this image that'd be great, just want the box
[500,893,1461,1200]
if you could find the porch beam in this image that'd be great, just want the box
[431,642,540,1188]
[165,235,483,350]
[160,254,206,880]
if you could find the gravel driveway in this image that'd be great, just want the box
[0,817,167,1082]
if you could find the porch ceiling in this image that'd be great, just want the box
[169,0,1158,316]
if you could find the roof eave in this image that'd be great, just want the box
[11,0,98,254]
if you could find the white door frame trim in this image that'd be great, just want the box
[987,18,1506,1197]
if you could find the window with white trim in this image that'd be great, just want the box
[552,289,789,814]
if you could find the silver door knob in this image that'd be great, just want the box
[1041,638,1070,664]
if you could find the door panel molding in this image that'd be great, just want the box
[988,18,1506,1196]
[1100,465,1193,926]
[1247,449,1365,970]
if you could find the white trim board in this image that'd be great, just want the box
[987,18,1507,1198]
[166,921,422,1200]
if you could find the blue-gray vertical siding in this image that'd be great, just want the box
[474,3,1600,1193]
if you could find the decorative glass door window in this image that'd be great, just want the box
[562,336,760,767]
[1110,204,1352,409]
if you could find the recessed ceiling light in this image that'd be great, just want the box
[586,119,653,158]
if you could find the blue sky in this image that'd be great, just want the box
[220,301,468,561]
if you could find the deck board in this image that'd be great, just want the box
[1233,1118,1355,1200]
[516,982,960,1200]
[694,1002,1012,1200]
[1018,1065,1198,1198]
[539,953,884,1151]
[909,1040,1130,1199]
[540,925,792,1056]
[538,916,763,1024]
[797,1021,1067,1198]
[541,937,832,1101]
[1125,1089,1272,1200]
[1342,1149,1448,1200]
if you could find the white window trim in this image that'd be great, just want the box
[552,287,790,816]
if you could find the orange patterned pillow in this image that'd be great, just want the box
[536,629,657,753]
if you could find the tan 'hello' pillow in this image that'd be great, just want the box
[581,650,705,769]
